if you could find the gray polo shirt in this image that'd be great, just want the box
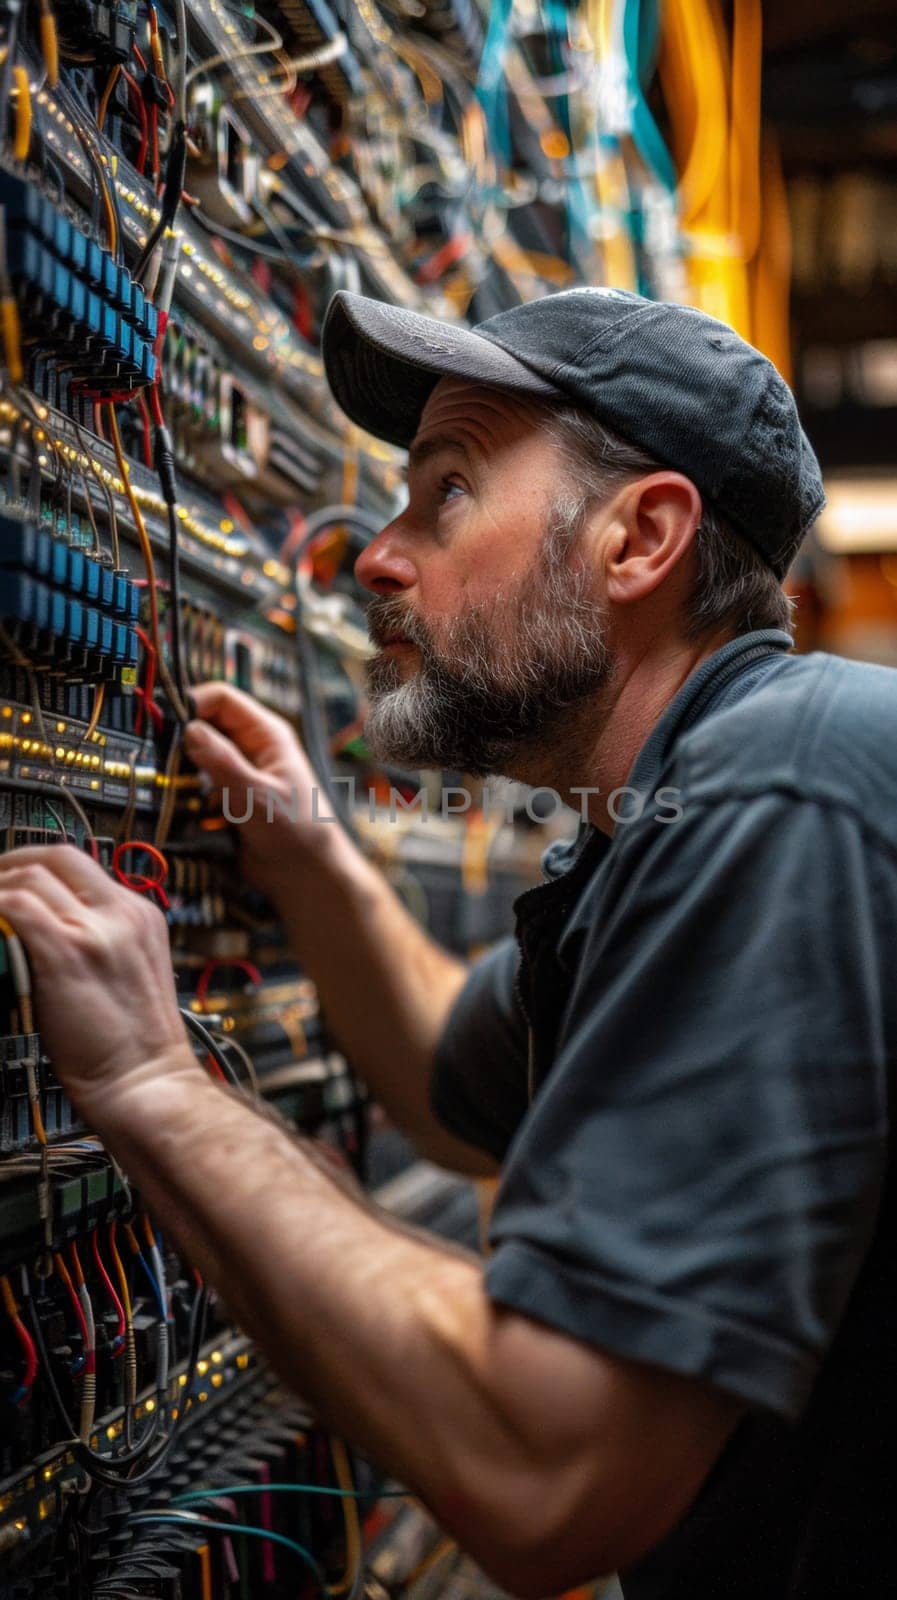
[431,630,895,1597]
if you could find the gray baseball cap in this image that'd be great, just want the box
[321,287,824,579]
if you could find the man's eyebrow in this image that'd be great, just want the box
[406,434,475,473]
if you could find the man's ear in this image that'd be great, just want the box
[601,473,702,607]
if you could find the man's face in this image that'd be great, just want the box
[353,378,615,777]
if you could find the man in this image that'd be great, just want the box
[1,289,893,1598]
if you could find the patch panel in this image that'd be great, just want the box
[1,168,157,392]
[0,5,554,1597]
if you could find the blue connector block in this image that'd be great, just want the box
[83,558,101,602]
[68,550,86,594]
[69,276,87,322]
[65,598,85,646]
[83,607,100,650]
[112,575,129,617]
[54,212,72,259]
[70,228,87,273]
[50,540,68,586]
[87,240,104,289]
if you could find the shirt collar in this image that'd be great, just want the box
[538,628,793,885]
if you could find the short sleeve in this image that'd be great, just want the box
[430,937,530,1163]
[484,794,892,1419]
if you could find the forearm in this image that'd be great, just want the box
[275,831,490,1172]
[98,1066,554,1580]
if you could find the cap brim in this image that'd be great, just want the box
[321,291,562,449]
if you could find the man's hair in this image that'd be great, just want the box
[545,405,795,641]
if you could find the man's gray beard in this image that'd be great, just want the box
[363,499,615,777]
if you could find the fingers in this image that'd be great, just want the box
[187,682,298,768]
[182,718,260,796]
[0,844,117,904]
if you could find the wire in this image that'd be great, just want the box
[128,1513,326,1594]
[184,12,284,89]
[0,912,34,1032]
[112,839,170,909]
[91,1225,125,1354]
[38,0,59,88]
[21,1265,187,1484]
[172,1483,408,1507]
[0,775,99,859]
[179,1007,243,1089]
[12,64,31,161]
[97,64,121,131]
[328,1438,363,1600]
[195,958,262,1007]
[1,1270,38,1402]
[81,680,105,745]
[106,404,189,723]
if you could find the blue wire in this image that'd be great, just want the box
[172,1483,409,1508]
[133,1249,166,1319]
[129,1513,327,1595]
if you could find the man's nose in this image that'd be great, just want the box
[354,526,418,595]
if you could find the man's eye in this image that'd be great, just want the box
[438,478,465,504]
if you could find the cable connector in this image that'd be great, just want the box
[153,422,178,506]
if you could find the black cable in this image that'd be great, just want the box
[133,119,186,280]
[23,1270,208,1489]
[153,424,189,714]
[179,1007,243,1089]
[189,206,324,267]
[23,1269,163,1475]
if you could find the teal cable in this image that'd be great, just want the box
[622,0,676,192]
[475,0,514,171]
[172,1483,409,1507]
[129,1513,326,1593]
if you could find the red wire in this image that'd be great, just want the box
[135,623,164,736]
[2,1279,38,1397]
[195,959,263,1005]
[149,383,165,428]
[54,1253,94,1372]
[112,840,170,909]
[204,1052,228,1082]
[91,1227,125,1352]
[137,392,153,468]
[14,1313,38,1393]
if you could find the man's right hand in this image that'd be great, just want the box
[184,682,346,908]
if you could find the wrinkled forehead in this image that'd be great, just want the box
[414,377,555,456]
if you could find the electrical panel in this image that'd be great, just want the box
[0,4,566,1595]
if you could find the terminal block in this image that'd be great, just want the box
[1,171,157,391]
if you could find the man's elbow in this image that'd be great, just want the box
[435,1467,662,1600]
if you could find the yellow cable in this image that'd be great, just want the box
[1,297,24,384]
[327,1439,362,1598]
[39,1,59,88]
[0,1274,18,1321]
[728,0,763,262]
[108,1224,134,1325]
[81,680,105,746]
[12,66,32,161]
[97,64,121,132]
